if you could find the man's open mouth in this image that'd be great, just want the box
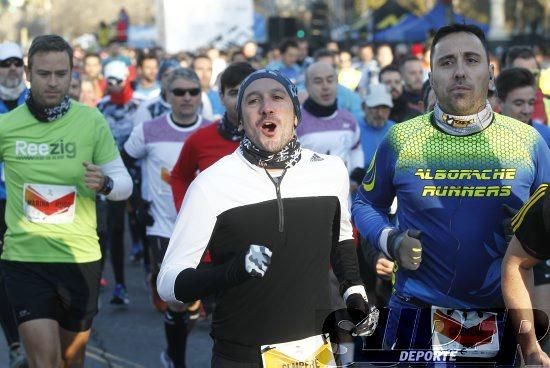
[261,121,277,135]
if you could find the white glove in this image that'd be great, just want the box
[245,244,272,278]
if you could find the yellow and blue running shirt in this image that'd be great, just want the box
[352,112,550,308]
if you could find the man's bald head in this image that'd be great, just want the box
[305,61,336,86]
[305,61,337,106]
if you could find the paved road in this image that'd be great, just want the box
[0,242,213,367]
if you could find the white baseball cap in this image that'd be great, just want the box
[104,60,128,81]
[364,84,393,108]
[0,42,23,61]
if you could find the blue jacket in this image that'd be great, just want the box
[0,88,28,199]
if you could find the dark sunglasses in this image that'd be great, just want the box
[171,88,201,97]
[107,77,124,87]
[0,58,24,68]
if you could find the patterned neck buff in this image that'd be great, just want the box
[240,135,302,169]
[433,101,493,136]
[26,91,71,122]
[217,113,244,141]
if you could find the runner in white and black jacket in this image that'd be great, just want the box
[158,69,378,366]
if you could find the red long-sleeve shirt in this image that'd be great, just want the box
[171,122,240,211]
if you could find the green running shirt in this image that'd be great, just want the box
[0,102,119,263]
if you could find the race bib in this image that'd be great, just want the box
[23,183,77,224]
[431,307,499,358]
[261,334,335,368]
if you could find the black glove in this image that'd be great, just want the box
[350,167,367,186]
[345,293,379,337]
[387,229,423,270]
[502,204,518,244]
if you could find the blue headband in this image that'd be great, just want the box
[236,69,301,125]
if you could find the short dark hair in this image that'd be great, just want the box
[399,55,422,73]
[430,24,488,68]
[279,38,299,54]
[313,48,335,61]
[84,52,101,62]
[359,42,373,50]
[378,65,401,82]
[504,46,538,69]
[137,51,158,67]
[220,62,256,93]
[28,35,73,71]
[230,51,246,62]
[495,67,535,101]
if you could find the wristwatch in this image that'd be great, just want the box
[99,176,114,195]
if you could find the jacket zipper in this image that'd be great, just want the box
[265,169,287,233]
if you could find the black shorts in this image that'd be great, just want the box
[1,260,101,332]
[148,235,169,270]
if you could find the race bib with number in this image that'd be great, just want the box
[23,183,77,224]
[261,334,336,368]
[431,307,499,358]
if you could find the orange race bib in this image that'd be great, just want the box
[23,183,76,224]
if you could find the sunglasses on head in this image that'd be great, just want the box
[107,77,124,86]
[171,88,201,97]
[0,58,24,68]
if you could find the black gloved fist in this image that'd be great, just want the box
[502,204,518,244]
[388,229,422,270]
[345,293,379,337]
[225,244,272,285]
[350,167,367,186]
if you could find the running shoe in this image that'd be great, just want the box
[9,346,27,368]
[110,284,129,305]
[129,243,143,262]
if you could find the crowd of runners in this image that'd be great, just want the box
[0,19,548,368]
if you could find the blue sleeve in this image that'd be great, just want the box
[208,90,226,116]
[532,123,550,148]
[351,134,397,251]
[337,85,363,123]
[531,135,550,192]
[349,91,364,124]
